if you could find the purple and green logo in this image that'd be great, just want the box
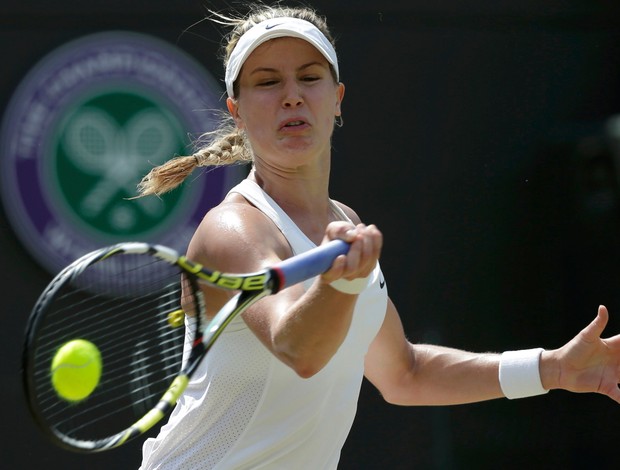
[1,32,241,274]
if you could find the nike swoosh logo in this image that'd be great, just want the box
[379,278,385,289]
[265,23,284,30]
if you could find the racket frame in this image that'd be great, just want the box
[23,239,349,452]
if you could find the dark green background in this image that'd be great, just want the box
[55,92,185,236]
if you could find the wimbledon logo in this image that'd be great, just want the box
[0,32,241,275]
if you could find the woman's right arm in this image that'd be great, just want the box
[186,203,382,377]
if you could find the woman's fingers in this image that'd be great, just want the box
[323,222,382,280]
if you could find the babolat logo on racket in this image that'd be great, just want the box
[0,32,241,276]
[179,257,268,290]
[200,271,269,291]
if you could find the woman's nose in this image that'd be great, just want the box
[282,81,303,108]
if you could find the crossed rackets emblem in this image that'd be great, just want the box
[61,107,178,229]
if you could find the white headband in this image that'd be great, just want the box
[225,17,339,98]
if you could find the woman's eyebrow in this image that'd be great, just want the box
[248,61,326,76]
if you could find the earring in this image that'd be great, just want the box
[335,115,344,128]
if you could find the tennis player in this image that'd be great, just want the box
[138,4,620,469]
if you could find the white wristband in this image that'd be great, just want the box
[499,348,549,399]
[329,275,370,295]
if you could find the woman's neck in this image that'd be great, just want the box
[249,168,335,244]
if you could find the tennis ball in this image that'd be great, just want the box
[50,339,102,402]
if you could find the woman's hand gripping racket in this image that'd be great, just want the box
[22,240,349,453]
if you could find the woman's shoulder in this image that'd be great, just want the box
[187,198,291,272]
[332,200,362,225]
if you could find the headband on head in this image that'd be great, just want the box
[225,17,339,98]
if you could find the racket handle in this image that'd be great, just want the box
[273,239,350,290]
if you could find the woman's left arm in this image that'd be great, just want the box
[365,302,620,406]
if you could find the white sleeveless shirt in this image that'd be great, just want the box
[140,179,388,469]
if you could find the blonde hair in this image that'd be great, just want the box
[136,3,336,197]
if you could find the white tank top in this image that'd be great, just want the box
[140,179,388,469]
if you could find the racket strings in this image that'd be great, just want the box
[33,259,182,334]
[33,285,183,397]
[26,251,201,443]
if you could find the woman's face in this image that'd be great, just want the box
[227,37,344,172]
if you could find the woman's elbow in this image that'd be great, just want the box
[282,354,329,379]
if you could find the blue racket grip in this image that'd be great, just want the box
[272,239,350,290]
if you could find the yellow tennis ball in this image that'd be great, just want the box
[167,309,185,328]
[50,339,102,402]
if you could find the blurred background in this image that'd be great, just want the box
[2,1,620,468]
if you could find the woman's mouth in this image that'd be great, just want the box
[284,120,304,127]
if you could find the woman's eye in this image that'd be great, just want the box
[258,80,278,87]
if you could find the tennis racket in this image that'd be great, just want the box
[22,239,349,453]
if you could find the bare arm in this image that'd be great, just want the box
[187,202,382,378]
[364,299,502,406]
[365,302,620,406]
